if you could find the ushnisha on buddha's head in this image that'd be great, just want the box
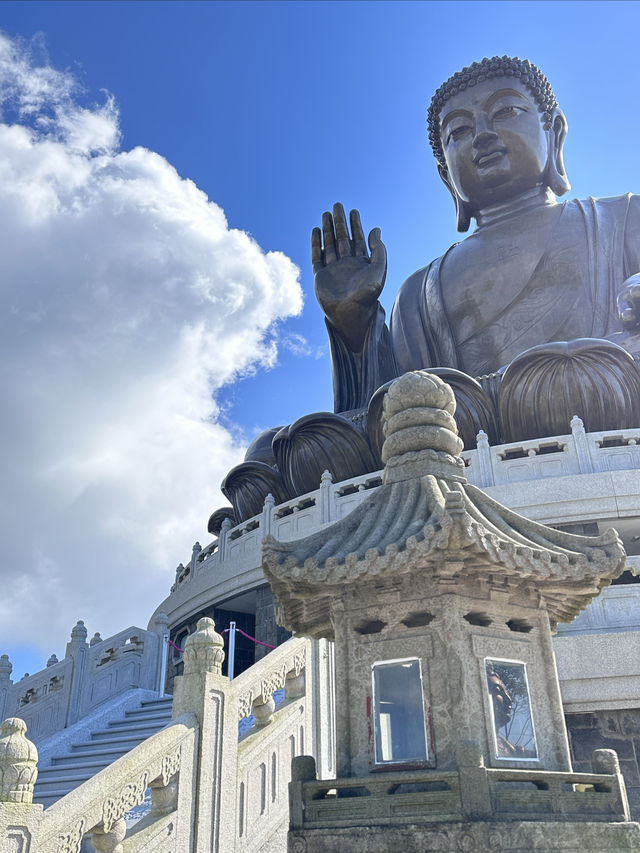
[428,56,571,231]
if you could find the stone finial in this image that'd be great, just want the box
[381,371,466,484]
[476,429,489,448]
[320,469,333,486]
[46,653,59,667]
[0,654,12,682]
[592,748,620,775]
[182,618,225,676]
[263,492,275,510]
[89,633,103,647]
[150,611,169,637]
[0,717,38,803]
[70,620,88,642]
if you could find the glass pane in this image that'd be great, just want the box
[372,658,428,764]
[485,659,538,760]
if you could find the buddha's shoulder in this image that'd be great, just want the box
[571,193,640,215]
[394,263,432,310]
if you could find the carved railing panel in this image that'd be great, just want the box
[38,712,197,853]
[234,638,313,853]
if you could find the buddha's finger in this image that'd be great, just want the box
[350,209,367,256]
[311,227,323,273]
[322,211,337,263]
[368,227,386,267]
[333,203,351,258]
[620,306,637,329]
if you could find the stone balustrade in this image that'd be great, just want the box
[232,637,320,853]
[289,747,630,832]
[156,419,640,634]
[0,707,197,853]
[0,622,331,853]
[0,615,169,744]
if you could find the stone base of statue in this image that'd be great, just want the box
[289,818,640,853]
[262,372,640,853]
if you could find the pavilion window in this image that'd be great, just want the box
[372,658,428,764]
[485,658,538,761]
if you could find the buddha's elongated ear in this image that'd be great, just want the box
[545,108,570,197]
[438,164,473,232]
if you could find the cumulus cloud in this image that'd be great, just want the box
[0,34,303,664]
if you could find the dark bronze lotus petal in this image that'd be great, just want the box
[499,338,640,442]
[273,412,378,496]
[221,461,290,523]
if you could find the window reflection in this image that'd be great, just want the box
[485,658,538,760]
[372,658,428,764]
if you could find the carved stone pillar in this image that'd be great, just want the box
[0,717,43,852]
[172,617,238,853]
[65,620,89,727]
[0,655,12,722]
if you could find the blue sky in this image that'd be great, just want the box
[2,0,639,678]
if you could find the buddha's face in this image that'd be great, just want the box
[439,77,550,212]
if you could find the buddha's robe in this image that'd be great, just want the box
[327,194,640,413]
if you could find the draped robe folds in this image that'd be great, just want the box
[326,195,640,414]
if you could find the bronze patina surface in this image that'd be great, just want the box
[313,57,640,411]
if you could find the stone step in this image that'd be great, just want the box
[90,718,170,736]
[72,732,152,751]
[32,694,173,808]
[89,724,168,743]
[33,771,94,795]
[67,742,146,759]
[122,706,172,721]
[134,697,173,711]
[50,753,127,772]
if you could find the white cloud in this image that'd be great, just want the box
[0,34,303,663]
[281,332,327,360]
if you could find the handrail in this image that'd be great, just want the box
[232,636,308,721]
[39,712,197,852]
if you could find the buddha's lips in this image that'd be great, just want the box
[475,149,507,168]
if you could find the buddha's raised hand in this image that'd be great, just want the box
[312,203,387,352]
[617,273,640,329]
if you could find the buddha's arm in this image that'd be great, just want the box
[313,204,398,411]
[619,196,640,329]
[326,306,398,412]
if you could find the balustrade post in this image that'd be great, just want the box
[0,717,43,851]
[0,655,12,722]
[218,518,232,562]
[475,430,495,487]
[65,620,89,726]
[570,415,595,474]
[289,755,316,830]
[262,492,275,538]
[150,611,170,695]
[319,469,333,524]
[172,617,238,853]
[593,748,630,820]
[190,541,202,573]
[456,740,492,820]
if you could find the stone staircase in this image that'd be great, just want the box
[32,695,173,808]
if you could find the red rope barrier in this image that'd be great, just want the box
[235,626,276,649]
[168,627,276,653]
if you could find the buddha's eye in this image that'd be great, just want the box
[446,125,471,144]
[492,105,525,120]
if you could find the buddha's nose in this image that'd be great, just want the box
[473,129,499,149]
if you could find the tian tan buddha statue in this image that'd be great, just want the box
[215,56,640,526]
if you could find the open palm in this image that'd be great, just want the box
[312,203,387,351]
